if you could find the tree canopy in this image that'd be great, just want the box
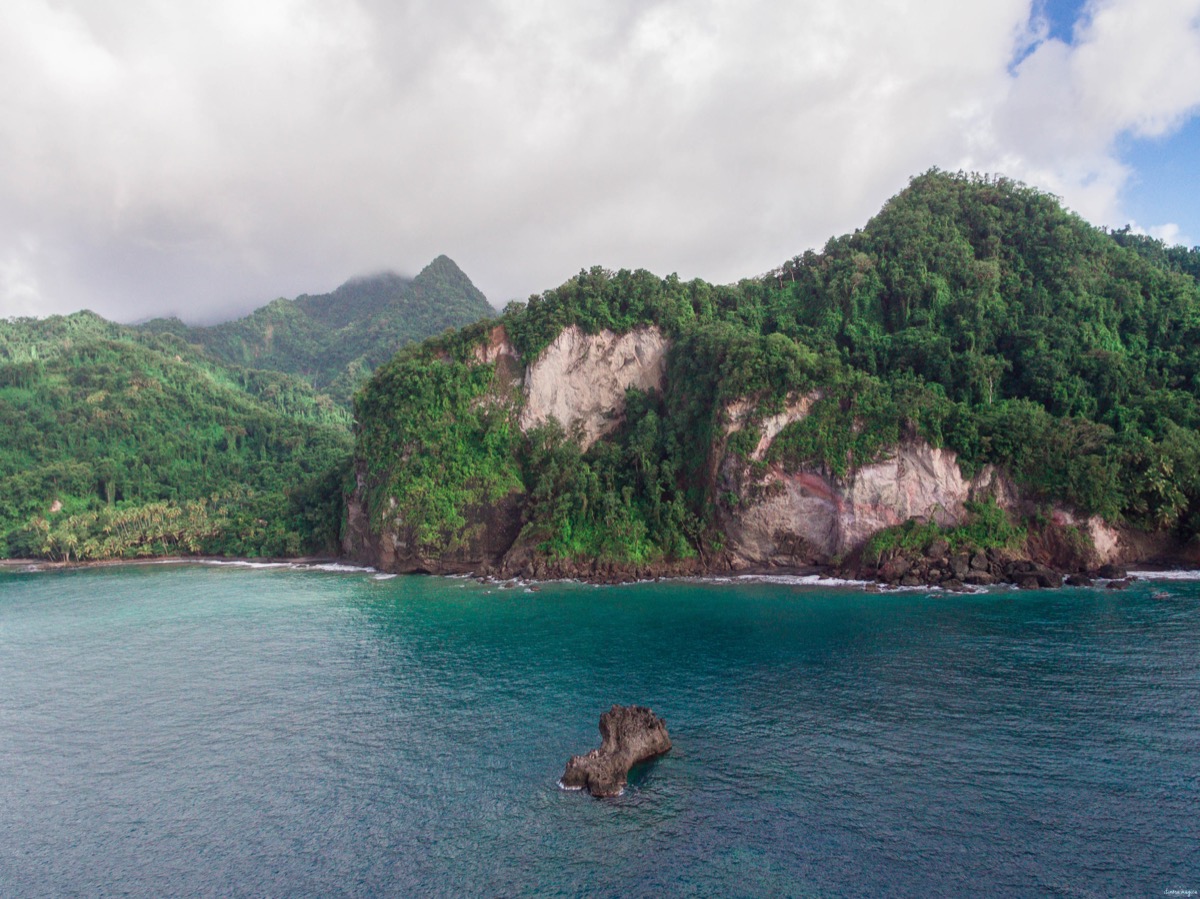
[356,170,1200,567]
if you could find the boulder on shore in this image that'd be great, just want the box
[561,705,671,797]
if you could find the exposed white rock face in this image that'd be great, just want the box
[727,438,1014,563]
[472,324,519,367]
[519,325,668,449]
[1087,517,1122,562]
[1048,507,1124,565]
[724,393,820,461]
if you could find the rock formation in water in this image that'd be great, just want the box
[561,705,672,798]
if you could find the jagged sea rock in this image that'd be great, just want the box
[561,705,672,798]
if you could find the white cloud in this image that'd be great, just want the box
[974,0,1200,227]
[0,236,43,319]
[0,0,1198,322]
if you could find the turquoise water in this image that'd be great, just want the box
[1,565,1197,897]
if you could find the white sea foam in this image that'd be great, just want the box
[195,560,294,570]
[1128,569,1200,581]
[372,573,397,580]
[190,559,378,575]
[306,562,377,573]
[734,573,872,589]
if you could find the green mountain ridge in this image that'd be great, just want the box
[141,255,494,404]
[0,255,495,560]
[348,170,1200,577]
[0,321,351,559]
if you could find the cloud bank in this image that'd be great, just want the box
[1,0,1199,321]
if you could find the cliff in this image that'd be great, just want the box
[520,325,668,449]
[346,319,1131,581]
[347,172,1200,583]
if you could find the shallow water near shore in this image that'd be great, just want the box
[1,565,1197,896]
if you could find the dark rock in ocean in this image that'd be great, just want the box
[1033,566,1063,589]
[964,571,996,586]
[1106,578,1130,590]
[1097,563,1127,580]
[561,705,671,798]
[1066,574,1094,587]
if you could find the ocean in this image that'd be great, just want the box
[1,563,1197,896]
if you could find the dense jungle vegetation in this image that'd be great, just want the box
[357,170,1200,567]
[0,317,351,559]
[141,256,493,405]
[0,256,494,561]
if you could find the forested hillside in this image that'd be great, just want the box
[141,255,494,404]
[0,313,352,560]
[353,171,1200,574]
[0,255,494,562]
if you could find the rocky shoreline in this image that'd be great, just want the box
[3,550,1175,593]
[840,545,1136,592]
[475,549,1150,591]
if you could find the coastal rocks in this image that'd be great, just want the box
[855,541,1143,591]
[561,705,672,797]
[859,546,1005,589]
[854,542,1072,590]
[1006,559,1064,589]
[520,325,668,449]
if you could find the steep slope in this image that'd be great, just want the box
[142,256,494,404]
[348,171,1200,580]
[0,314,351,560]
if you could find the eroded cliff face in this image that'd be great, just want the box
[715,398,1127,568]
[519,325,668,449]
[342,464,523,573]
[721,440,1014,565]
[346,324,670,573]
[349,322,1128,578]
[471,323,522,385]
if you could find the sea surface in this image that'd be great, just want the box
[1,564,1197,897]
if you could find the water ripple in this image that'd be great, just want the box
[0,569,1196,896]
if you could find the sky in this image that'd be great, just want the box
[2,0,1199,323]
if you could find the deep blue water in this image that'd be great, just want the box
[1,564,1197,897]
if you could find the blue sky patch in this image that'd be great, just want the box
[1117,116,1200,246]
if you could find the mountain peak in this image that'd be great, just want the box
[412,255,490,310]
[415,254,469,284]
